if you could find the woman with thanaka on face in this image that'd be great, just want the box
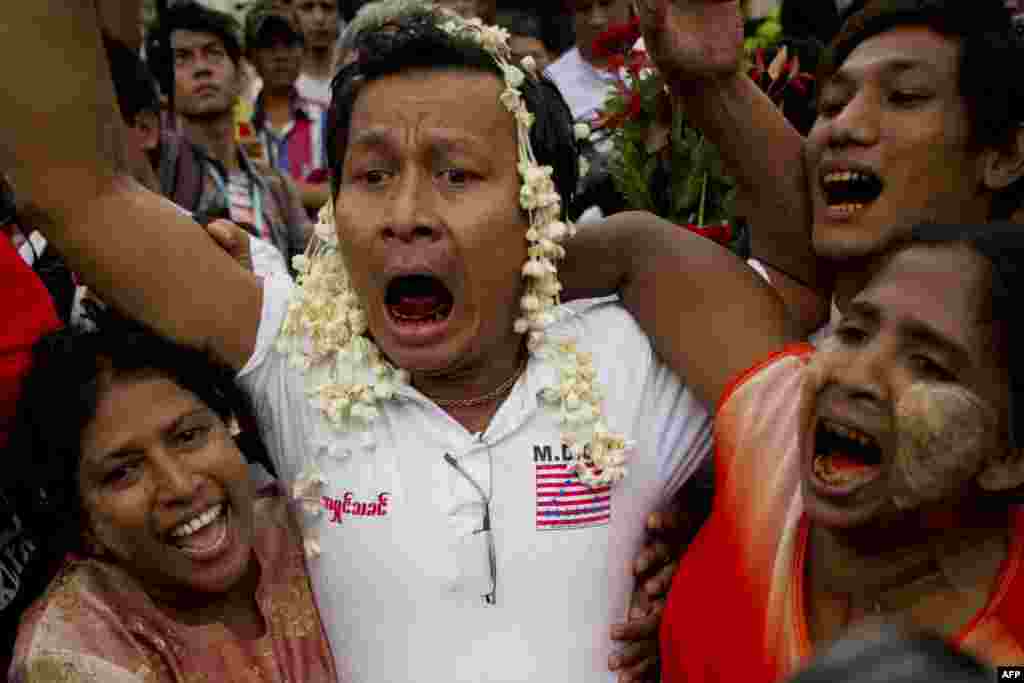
[6,310,336,681]
[557,209,1024,678]
[0,2,711,681]
[633,0,1024,336]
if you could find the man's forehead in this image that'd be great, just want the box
[171,30,224,50]
[349,126,489,153]
[351,70,508,128]
[571,0,627,11]
[833,25,959,80]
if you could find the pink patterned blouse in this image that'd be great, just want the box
[9,490,338,683]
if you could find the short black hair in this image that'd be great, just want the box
[496,8,549,50]
[819,0,1024,218]
[325,9,579,220]
[787,625,991,682]
[781,0,843,47]
[104,35,160,127]
[902,222,1024,451]
[0,175,15,227]
[7,306,252,562]
[148,0,244,67]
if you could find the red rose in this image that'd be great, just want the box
[607,53,626,72]
[683,221,733,246]
[592,17,643,64]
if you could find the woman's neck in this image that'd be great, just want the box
[806,509,1011,644]
[152,552,264,639]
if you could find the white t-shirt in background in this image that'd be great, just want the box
[544,47,618,123]
[296,72,332,109]
[239,271,713,683]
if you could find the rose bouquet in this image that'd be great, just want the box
[589,15,815,253]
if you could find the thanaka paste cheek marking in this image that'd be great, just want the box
[893,382,999,510]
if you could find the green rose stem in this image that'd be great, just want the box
[697,170,709,227]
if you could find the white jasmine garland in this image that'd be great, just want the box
[278,1,631,555]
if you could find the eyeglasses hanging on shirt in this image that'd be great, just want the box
[444,452,497,606]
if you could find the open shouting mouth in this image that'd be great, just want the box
[386,274,454,323]
[811,418,885,493]
[821,168,884,219]
[383,274,457,346]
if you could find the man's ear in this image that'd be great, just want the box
[982,126,1024,192]
[977,447,1024,492]
[135,110,160,152]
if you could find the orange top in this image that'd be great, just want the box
[660,344,1024,682]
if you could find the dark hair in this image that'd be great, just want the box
[496,8,549,49]
[787,625,991,682]
[901,222,1024,450]
[325,10,579,220]
[104,35,160,127]
[781,0,843,46]
[818,0,1024,218]
[6,306,252,562]
[148,1,244,68]
[0,175,15,227]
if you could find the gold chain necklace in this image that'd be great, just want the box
[425,358,528,409]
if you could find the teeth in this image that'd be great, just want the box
[823,420,875,448]
[391,303,451,322]
[170,504,223,538]
[832,203,865,215]
[824,170,873,185]
[814,452,856,484]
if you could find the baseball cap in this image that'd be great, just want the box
[245,1,303,50]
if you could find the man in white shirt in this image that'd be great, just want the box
[294,0,342,106]
[0,2,711,681]
[545,0,634,123]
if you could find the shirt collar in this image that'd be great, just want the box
[253,87,312,130]
[202,146,272,212]
[391,352,556,441]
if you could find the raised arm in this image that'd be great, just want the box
[97,0,143,51]
[638,0,829,333]
[561,211,796,408]
[0,1,262,370]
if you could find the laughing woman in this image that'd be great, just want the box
[6,310,336,682]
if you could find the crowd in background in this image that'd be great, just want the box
[4,0,1024,682]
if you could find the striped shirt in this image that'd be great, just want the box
[252,90,329,184]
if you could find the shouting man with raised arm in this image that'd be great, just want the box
[635,0,1024,336]
[0,2,723,681]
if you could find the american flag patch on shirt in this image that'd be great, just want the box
[536,463,611,530]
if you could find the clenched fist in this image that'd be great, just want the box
[635,0,744,91]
